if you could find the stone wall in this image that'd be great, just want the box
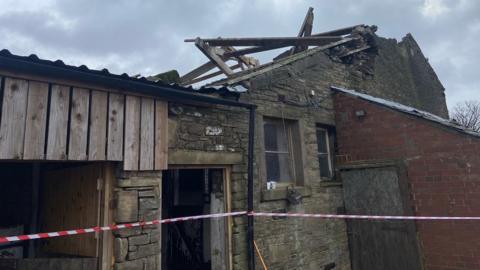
[114,171,162,270]
[344,34,449,118]
[143,30,449,270]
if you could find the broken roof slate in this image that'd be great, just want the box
[331,86,480,138]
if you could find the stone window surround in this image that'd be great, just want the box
[258,114,309,202]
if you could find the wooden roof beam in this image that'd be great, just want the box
[185,36,343,47]
[312,25,364,37]
[195,38,234,77]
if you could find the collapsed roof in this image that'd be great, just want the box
[181,7,377,87]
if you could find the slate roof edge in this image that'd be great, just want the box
[331,86,480,138]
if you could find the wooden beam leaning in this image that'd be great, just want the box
[338,45,372,58]
[186,36,342,47]
[188,64,242,85]
[291,7,314,54]
[195,38,234,77]
[179,62,216,85]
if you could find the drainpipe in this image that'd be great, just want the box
[247,107,256,270]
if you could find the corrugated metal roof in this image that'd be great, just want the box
[0,49,242,96]
[331,86,480,138]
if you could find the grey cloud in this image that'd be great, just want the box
[0,0,478,111]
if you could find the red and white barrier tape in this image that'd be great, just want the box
[2,211,480,244]
[250,212,480,220]
[0,211,247,244]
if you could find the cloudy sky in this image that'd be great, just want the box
[0,0,478,111]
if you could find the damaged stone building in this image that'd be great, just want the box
[0,9,478,270]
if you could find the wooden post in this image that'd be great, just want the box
[28,163,40,258]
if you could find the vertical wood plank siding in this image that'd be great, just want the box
[0,78,29,159]
[46,85,70,160]
[23,81,49,159]
[107,93,124,161]
[140,98,154,170]
[68,88,90,160]
[123,96,141,171]
[155,100,168,170]
[88,90,108,160]
[0,75,168,170]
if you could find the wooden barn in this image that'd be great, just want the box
[0,49,253,270]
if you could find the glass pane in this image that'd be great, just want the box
[316,129,328,153]
[265,153,280,182]
[264,123,278,151]
[319,155,331,178]
[266,153,292,182]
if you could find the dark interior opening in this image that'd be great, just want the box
[162,168,226,270]
[0,162,101,270]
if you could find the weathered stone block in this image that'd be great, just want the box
[128,243,160,260]
[114,259,143,270]
[138,209,161,221]
[139,198,160,210]
[115,190,138,223]
[114,238,128,263]
[129,234,149,246]
[149,228,161,243]
[113,227,142,238]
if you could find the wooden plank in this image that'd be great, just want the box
[41,164,101,257]
[139,98,154,170]
[46,85,70,160]
[188,64,242,85]
[154,100,168,170]
[179,62,216,85]
[224,45,285,57]
[23,81,49,160]
[68,87,90,160]
[0,77,28,159]
[124,95,140,170]
[100,163,115,270]
[187,36,342,47]
[195,38,234,76]
[88,90,108,160]
[107,93,124,161]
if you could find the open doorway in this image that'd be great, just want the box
[0,162,114,270]
[162,168,230,270]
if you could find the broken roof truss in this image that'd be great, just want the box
[181,7,375,87]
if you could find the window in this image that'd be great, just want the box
[316,126,335,178]
[263,117,302,184]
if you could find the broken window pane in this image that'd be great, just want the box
[266,152,292,183]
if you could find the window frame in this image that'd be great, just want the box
[316,125,336,180]
[262,116,303,186]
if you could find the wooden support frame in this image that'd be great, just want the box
[181,7,368,87]
[187,36,342,47]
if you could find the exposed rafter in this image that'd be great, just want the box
[181,7,374,87]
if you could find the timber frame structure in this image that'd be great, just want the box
[180,7,375,87]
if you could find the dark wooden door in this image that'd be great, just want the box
[342,167,422,270]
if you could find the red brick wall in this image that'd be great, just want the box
[334,92,480,270]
